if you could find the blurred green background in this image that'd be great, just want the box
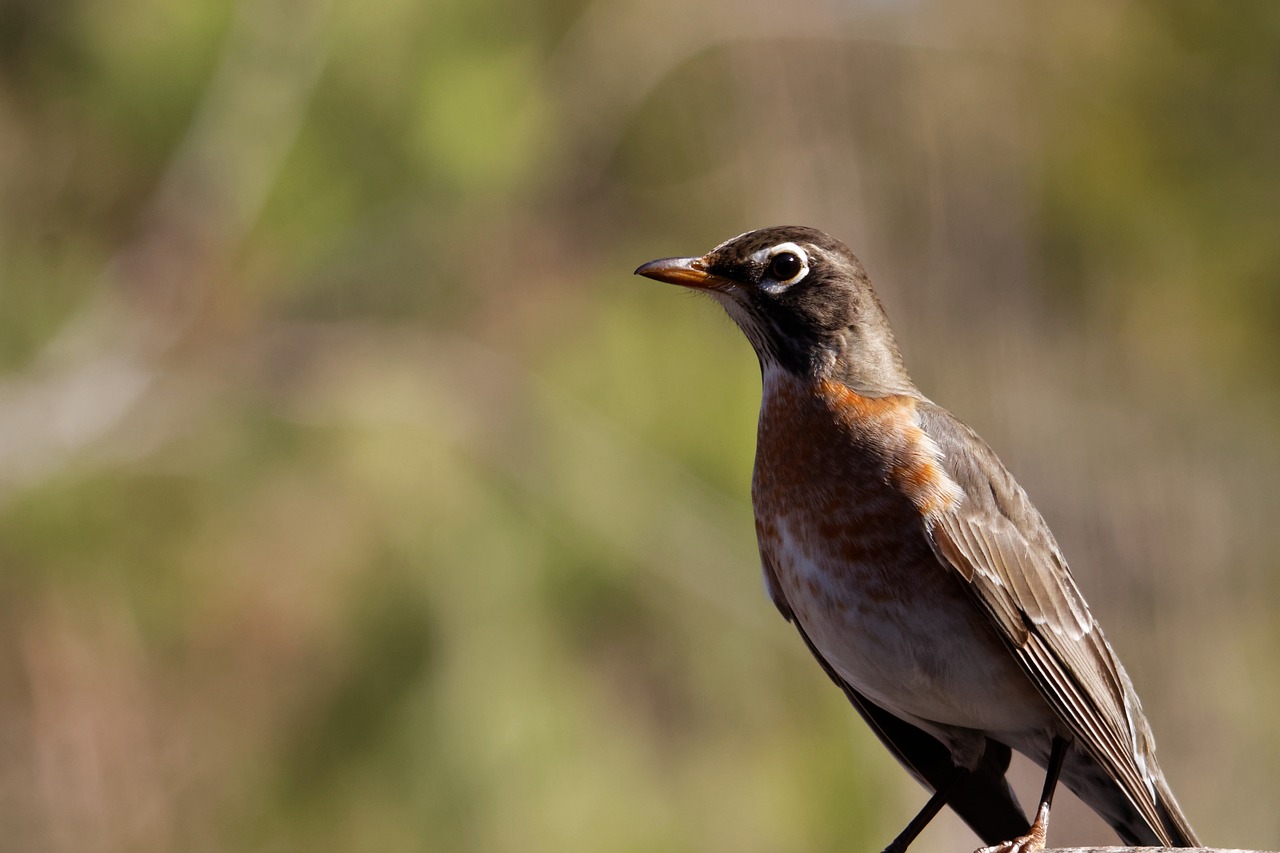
[1,0,1277,851]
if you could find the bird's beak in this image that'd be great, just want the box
[634,256,719,290]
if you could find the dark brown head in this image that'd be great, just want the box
[635,226,914,395]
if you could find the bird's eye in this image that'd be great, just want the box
[768,251,804,282]
[750,242,809,292]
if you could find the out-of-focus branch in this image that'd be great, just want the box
[544,0,892,181]
[544,0,1021,184]
[0,0,332,503]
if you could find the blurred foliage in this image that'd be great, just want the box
[0,1,1277,852]
[1037,0,1280,391]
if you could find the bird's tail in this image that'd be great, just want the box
[1078,759,1200,847]
[1149,771,1200,847]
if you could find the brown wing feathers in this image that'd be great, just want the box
[918,404,1199,846]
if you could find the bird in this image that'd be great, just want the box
[634,226,1200,853]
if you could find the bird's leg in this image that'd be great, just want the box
[881,767,969,853]
[975,736,1069,853]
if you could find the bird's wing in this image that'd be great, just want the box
[916,403,1197,846]
[761,550,1031,845]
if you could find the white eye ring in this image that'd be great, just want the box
[752,242,809,292]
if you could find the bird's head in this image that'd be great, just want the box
[635,226,914,395]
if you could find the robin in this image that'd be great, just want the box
[635,226,1200,853]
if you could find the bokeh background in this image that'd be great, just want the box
[1,0,1278,851]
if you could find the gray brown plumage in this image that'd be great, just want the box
[635,226,1199,852]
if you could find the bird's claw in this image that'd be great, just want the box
[974,826,1046,853]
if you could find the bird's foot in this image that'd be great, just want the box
[973,817,1046,853]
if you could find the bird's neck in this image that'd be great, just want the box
[831,321,916,396]
[761,327,916,398]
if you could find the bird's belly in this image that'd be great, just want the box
[766,514,1052,736]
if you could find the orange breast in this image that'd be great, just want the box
[750,371,1047,733]
[751,371,961,615]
